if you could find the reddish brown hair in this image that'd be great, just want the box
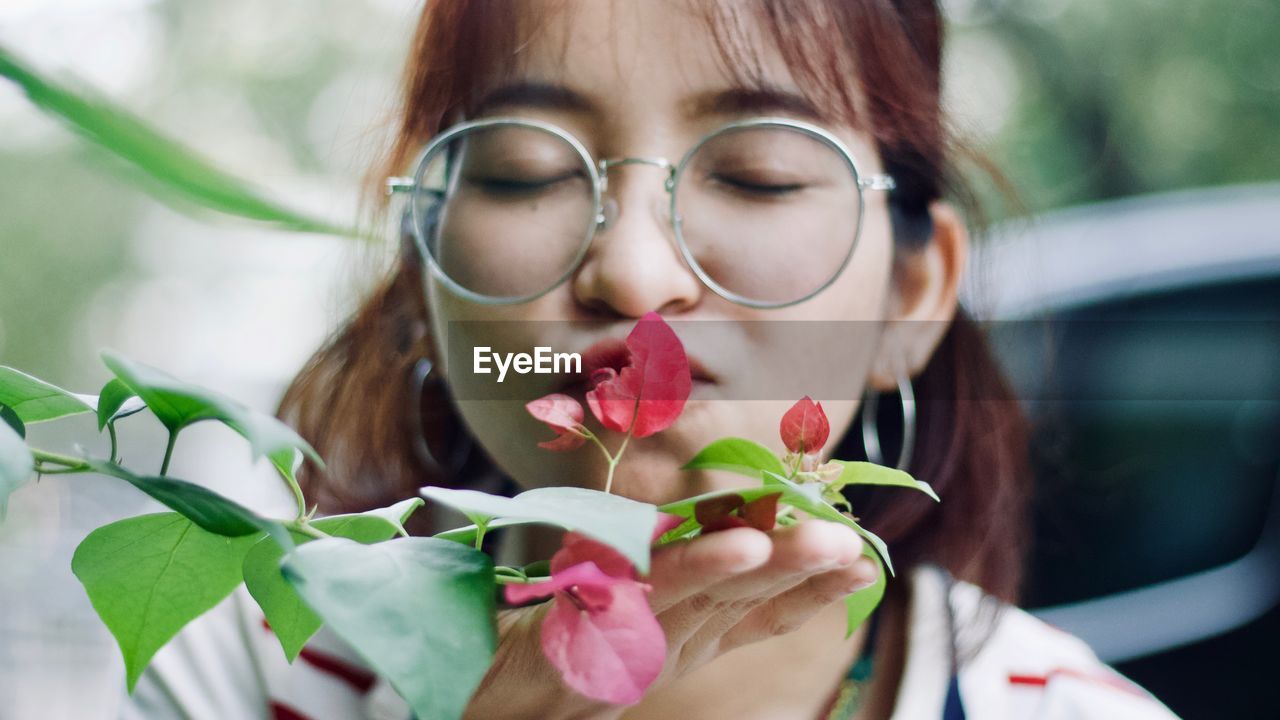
[278,0,1031,616]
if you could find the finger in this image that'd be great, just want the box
[647,526,773,614]
[718,554,879,652]
[661,520,864,647]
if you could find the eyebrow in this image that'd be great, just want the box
[471,81,597,117]
[681,85,827,123]
[470,80,827,123]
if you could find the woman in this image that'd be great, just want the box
[123,1,1182,718]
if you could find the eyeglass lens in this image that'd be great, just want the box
[412,122,862,305]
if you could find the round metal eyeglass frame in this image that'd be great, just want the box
[386,116,895,309]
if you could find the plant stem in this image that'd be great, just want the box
[284,520,331,540]
[107,422,119,464]
[604,431,631,495]
[474,523,487,552]
[159,430,177,476]
[29,448,89,470]
[286,473,306,521]
[494,574,541,585]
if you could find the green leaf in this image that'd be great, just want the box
[86,460,289,544]
[100,351,322,469]
[0,44,351,237]
[243,510,412,662]
[96,378,139,431]
[1,419,35,519]
[283,537,496,720]
[71,513,262,689]
[762,471,894,576]
[843,547,886,640]
[0,366,93,423]
[681,437,787,479]
[827,460,939,502]
[1,404,24,438]
[421,485,659,573]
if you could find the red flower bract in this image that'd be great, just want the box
[526,393,588,451]
[694,492,782,533]
[585,312,691,438]
[780,396,830,454]
[501,513,683,705]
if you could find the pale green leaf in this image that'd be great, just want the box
[1,419,35,519]
[422,485,659,573]
[827,460,939,502]
[71,513,261,689]
[283,537,496,720]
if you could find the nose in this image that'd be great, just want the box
[571,163,702,318]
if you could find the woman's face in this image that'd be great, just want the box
[426,0,902,506]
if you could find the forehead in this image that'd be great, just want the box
[466,0,845,129]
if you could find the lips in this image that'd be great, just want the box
[559,337,715,394]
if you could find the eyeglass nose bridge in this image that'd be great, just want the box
[594,156,677,231]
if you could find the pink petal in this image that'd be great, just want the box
[537,433,587,451]
[780,396,830,454]
[584,313,691,438]
[651,512,685,543]
[625,312,692,438]
[527,393,585,430]
[552,533,635,579]
[541,580,666,704]
[527,393,588,451]
[503,560,627,606]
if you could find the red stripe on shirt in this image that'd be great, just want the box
[271,700,316,720]
[298,646,378,693]
[1008,667,1149,698]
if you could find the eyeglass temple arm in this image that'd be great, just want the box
[386,177,415,196]
[860,175,896,191]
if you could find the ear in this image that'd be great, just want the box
[867,201,969,391]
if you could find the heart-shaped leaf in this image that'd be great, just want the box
[282,537,496,720]
[87,460,289,545]
[100,351,321,468]
[422,485,659,573]
[243,503,420,662]
[1,419,34,519]
[681,437,786,479]
[825,460,939,502]
[71,512,262,689]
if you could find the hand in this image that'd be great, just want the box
[462,519,878,719]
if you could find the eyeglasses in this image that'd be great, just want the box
[387,116,894,308]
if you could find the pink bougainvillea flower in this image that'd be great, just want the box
[526,393,588,451]
[694,492,782,534]
[585,312,691,438]
[502,512,683,705]
[780,396,830,454]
